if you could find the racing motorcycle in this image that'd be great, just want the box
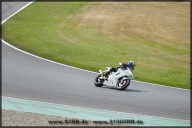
[94,61,135,90]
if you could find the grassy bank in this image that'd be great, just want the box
[2,2,190,89]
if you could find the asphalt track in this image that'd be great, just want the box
[2,2,190,121]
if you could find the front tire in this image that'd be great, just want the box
[116,77,130,90]
[94,74,104,87]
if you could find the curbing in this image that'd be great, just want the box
[2,96,190,122]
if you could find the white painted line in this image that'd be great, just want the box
[2,40,96,74]
[2,38,190,91]
[1,1,34,24]
[1,2,190,126]
[132,80,190,91]
[2,96,190,122]
[2,39,190,91]
[1,1,190,92]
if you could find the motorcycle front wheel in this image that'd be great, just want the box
[94,74,104,87]
[116,77,130,90]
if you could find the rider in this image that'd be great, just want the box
[104,61,136,79]
[127,61,136,71]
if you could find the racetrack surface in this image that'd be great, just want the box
[2,2,190,121]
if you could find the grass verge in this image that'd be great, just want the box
[2,2,190,89]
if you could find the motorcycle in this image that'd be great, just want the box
[94,63,134,90]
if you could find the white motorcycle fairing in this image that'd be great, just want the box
[102,68,133,87]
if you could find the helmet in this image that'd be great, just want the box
[127,61,135,70]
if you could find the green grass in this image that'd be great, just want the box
[2,2,190,89]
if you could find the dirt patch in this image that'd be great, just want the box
[71,2,190,50]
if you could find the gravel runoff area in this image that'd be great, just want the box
[2,109,91,126]
[2,109,127,126]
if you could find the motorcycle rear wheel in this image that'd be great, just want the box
[116,77,130,90]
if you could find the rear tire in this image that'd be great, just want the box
[94,74,104,87]
[116,77,130,90]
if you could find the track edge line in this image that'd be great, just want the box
[1,1,189,91]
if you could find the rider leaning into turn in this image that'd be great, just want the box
[104,61,136,78]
